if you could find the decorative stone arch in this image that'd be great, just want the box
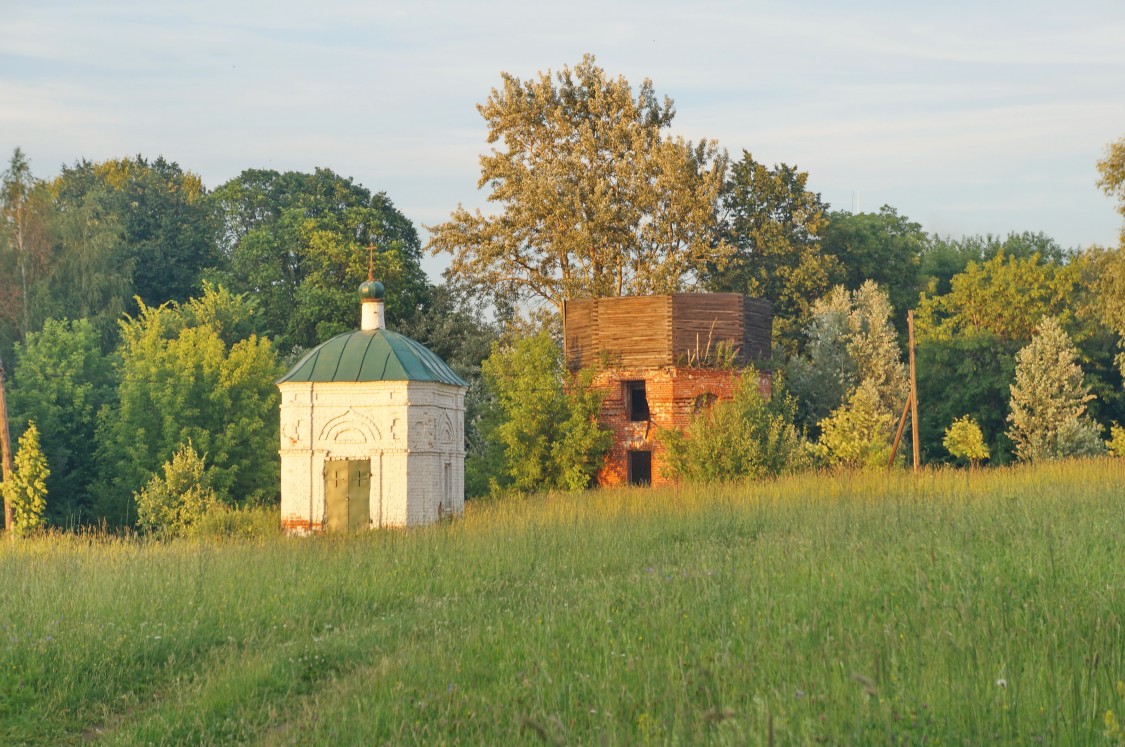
[318,408,383,445]
[438,413,455,445]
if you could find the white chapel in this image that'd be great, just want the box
[276,277,467,532]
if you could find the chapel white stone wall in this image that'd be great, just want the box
[278,380,465,532]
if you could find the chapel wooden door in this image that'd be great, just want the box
[324,459,370,531]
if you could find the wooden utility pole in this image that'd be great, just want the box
[908,310,920,472]
[0,352,12,530]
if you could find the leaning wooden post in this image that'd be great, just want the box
[888,395,912,468]
[0,352,13,531]
[908,310,920,472]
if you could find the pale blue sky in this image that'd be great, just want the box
[3,0,1123,280]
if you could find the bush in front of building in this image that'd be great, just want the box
[660,369,807,482]
[473,332,612,496]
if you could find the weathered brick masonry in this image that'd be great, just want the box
[564,293,773,488]
[591,366,772,487]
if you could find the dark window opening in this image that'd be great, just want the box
[628,450,652,486]
[625,380,649,421]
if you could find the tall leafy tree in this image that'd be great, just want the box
[1097,136,1125,244]
[210,168,429,352]
[821,206,927,332]
[429,54,730,316]
[707,152,836,353]
[1007,317,1104,461]
[914,251,1079,463]
[1093,136,1125,378]
[787,281,908,434]
[95,284,280,524]
[915,333,1020,463]
[45,183,129,346]
[9,319,113,524]
[916,251,1078,343]
[51,156,216,309]
[0,148,54,351]
[476,332,610,495]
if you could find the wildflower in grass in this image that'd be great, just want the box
[3,421,50,537]
[1107,709,1121,741]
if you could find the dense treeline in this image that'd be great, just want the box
[2,56,1124,532]
[0,152,496,528]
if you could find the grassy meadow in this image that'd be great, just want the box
[2,459,1124,745]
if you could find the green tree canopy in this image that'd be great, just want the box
[476,332,610,495]
[1007,317,1104,461]
[428,54,730,316]
[95,284,280,523]
[707,152,836,352]
[821,206,927,331]
[9,319,113,524]
[913,251,1080,464]
[0,148,54,351]
[787,281,908,433]
[921,231,1067,297]
[1097,136,1125,243]
[915,251,1078,343]
[51,156,217,310]
[210,168,429,352]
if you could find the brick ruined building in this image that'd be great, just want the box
[563,294,773,488]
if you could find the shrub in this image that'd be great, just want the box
[661,371,807,482]
[194,504,279,541]
[3,421,49,537]
[943,415,990,467]
[1110,424,1125,457]
[133,442,218,539]
[811,380,895,470]
[477,332,611,495]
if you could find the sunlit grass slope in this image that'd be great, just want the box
[2,459,1124,745]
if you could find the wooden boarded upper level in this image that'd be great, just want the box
[563,293,772,371]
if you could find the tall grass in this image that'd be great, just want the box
[1,459,1123,744]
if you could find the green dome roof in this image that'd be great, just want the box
[277,329,467,387]
[360,280,384,301]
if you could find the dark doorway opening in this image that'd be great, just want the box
[628,450,652,486]
[625,380,650,421]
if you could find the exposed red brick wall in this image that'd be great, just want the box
[591,367,772,487]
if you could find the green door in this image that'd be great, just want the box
[324,459,370,531]
[348,461,370,530]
